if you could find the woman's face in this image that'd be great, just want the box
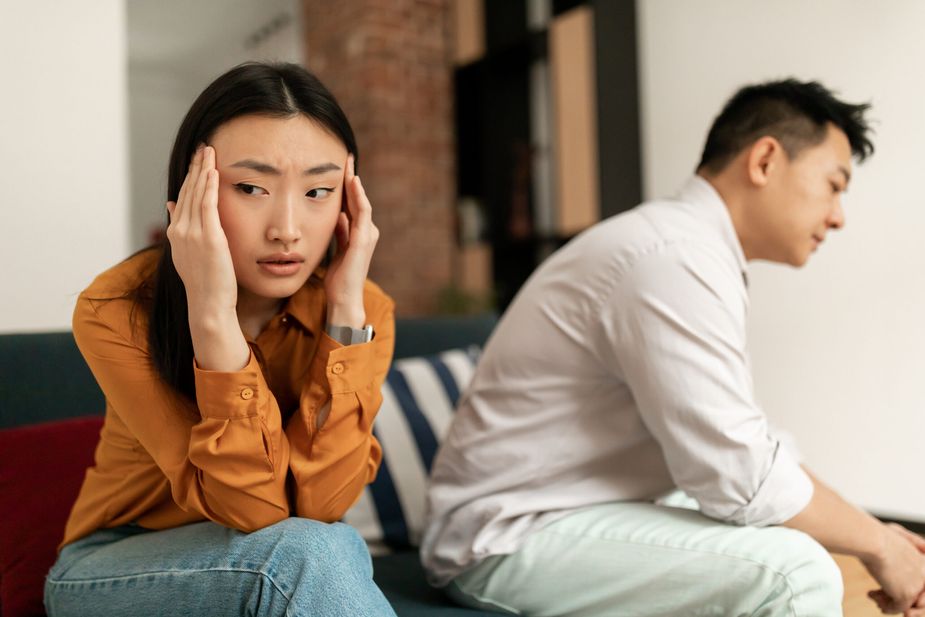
[209,114,348,306]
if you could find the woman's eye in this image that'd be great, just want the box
[306,187,334,199]
[234,183,267,196]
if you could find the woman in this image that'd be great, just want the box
[44,62,397,616]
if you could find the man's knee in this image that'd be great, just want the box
[767,529,843,613]
[781,531,842,585]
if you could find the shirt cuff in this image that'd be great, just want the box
[193,351,268,419]
[312,332,379,395]
[723,440,814,527]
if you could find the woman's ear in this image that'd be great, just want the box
[746,136,783,188]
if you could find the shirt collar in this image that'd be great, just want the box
[675,175,748,284]
[278,269,327,334]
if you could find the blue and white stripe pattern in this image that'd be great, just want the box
[343,347,479,551]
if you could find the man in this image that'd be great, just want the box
[422,79,925,616]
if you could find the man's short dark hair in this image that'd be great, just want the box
[697,79,874,174]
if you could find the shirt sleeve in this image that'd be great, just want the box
[599,242,813,526]
[73,294,290,532]
[285,292,395,522]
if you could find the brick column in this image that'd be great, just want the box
[302,0,455,316]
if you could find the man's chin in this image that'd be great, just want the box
[762,252,809,268]
[791,252,812,268]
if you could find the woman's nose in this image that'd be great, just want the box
[266,196,301,245]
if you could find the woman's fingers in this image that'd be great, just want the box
[343,154,360,222]
[175,144,204,228]
[339,153,377,251]
[164,145,237,313]
[348,175,378,245]
[324,159,377,320]
[188,146,214,232]
[200,168,221,241]
[171,146,202,230]
[333,211,349,254]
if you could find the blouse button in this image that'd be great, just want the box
[332,362,345,375]
[240,387,255,400]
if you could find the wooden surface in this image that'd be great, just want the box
[550,5,600,235]
[835,553,881,616]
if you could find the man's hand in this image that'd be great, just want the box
[863,523,925,614]
[783,470,925,615]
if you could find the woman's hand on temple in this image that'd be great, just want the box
[325,154,379,329]
[166,145,248,371]
[166,145,238,318]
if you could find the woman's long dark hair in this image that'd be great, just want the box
[143,62,358,402]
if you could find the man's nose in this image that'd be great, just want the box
[829,200,845,230]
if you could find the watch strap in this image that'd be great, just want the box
[326,323,374,345]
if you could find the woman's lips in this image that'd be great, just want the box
[258,261,302,276]
[257,254,304,276]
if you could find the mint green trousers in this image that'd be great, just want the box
[447,499,843,617]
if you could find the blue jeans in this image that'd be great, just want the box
[45,518,397,617]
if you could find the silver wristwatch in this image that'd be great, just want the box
[325,323,374,345]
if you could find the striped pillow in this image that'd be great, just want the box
[343,347,478,550]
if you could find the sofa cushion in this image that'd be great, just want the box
[0,332,104,429]
[0,416,102,617]
[373,552,500,616]
[344,348,478,549]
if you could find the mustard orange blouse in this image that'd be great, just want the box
[62,249,394,547]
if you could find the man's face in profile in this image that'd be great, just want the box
[753,124,853,267]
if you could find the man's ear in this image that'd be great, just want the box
[746,136,783,188]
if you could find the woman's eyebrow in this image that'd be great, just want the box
[304,162,341,176]
[228,159,341,176]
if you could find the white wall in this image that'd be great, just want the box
[0,1,129,333]
[638,0,925,520]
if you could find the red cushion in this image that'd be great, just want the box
[0,416,102,617]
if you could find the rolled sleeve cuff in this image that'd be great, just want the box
[193,352,268,419]
[721,441,814,527]
[311,332,378,395]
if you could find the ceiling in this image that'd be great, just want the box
[127,0,301,79]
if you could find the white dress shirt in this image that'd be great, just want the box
[421,176,814,587]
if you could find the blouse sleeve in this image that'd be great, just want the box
[285,290,395,522]
[73,293,291,532]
